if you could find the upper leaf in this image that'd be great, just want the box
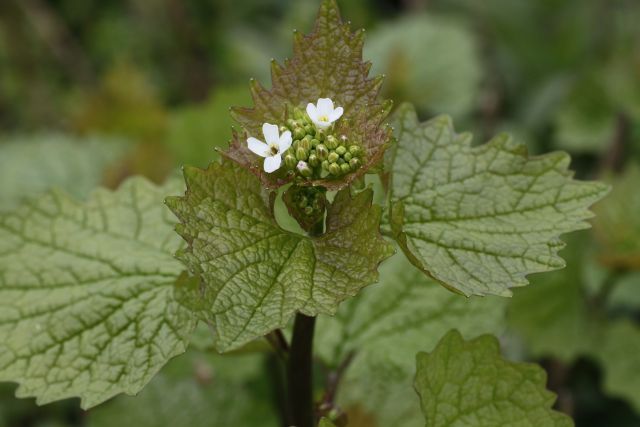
[0,178,197,409]
[415,330,573,427]
[166,161,393,352]
[226,0,392,190]
[387,103,610,297]
[315,252,506,427]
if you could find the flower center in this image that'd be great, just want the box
[319,115,329,123]
[268,143,279,156]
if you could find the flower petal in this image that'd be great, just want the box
[247,137,269,157]
[262,123,280,144]
[278,131,292,153]
[263,155,282,173]
[306,103,318,122]
[329,106,343,122]
[317,98,334,115]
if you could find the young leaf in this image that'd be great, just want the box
[387,103,609,297]
[315,252,506,427]
[0,178,197,409]
[166,161,393,352]
[227,0,392,190]
[415,330,573,427]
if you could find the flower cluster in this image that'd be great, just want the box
[246,98,363,180]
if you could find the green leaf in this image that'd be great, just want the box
[315,252,506,427]
[593,321,640,413]
[365,15,481,118]
[0,177,197,409]
[592,166,640,270]
[227,0,392,190]
[166,161,393,352]
[387,103,609,297]
[415,330,573,427]
[0,134,126,212]
[88,350,278,427]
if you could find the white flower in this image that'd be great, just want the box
[306,98,344,129]
[247,123,293,173]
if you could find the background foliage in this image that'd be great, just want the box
[0,0,638,426]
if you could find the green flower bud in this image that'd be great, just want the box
[326,135,338,149]
[337,158,345,165]
[286,119,297,129]
[316,129,326,141]
[304,125,314,135]
[297,161,313,177]
[329,163,341,176]
[316,144,328,160]
[349,158,361,169]
[340,163,351,174]
[311,138,320,147]
[294,128,306,140]
[284,154,297,169]
[349,145,361,156]
[280,126,289,134]
[343,152,352,162]
[328,152,339,163]
[335,146,347,156]
[308,154,320,167]
[296,147,308,161]
[322,160,330,171]
[300,138,311,151]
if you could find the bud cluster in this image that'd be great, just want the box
[280,109,363,180]
[284,184,327,231]
[292,186,325,217]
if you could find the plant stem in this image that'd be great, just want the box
[288,313,316,427]
[286,219,323,427]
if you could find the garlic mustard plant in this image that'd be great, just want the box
[0,2,610,427]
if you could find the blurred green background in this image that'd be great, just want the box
[0,0,639,426]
